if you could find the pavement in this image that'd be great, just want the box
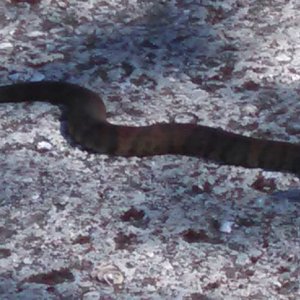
[0,0,299,299]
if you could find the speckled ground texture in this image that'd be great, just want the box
[0,0,299,299]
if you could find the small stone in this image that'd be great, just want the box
[0,42,13,50]
[241,104,258,116]
[79,281,94,288]
[276,53,291,63]
[91,263,124,286]
[219,220,234,233]
[27,31,44,38]
[23,257,32,264]
[37,141,53,151]
[31,193,40,201]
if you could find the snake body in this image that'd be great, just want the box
[0,81,299,175]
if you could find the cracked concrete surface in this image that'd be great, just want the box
[0,0,299,299]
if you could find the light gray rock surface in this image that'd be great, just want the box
[0,0,299,299]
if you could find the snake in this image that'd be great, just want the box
[0,81,299,175]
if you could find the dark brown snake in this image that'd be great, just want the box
[0,81,299,175]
